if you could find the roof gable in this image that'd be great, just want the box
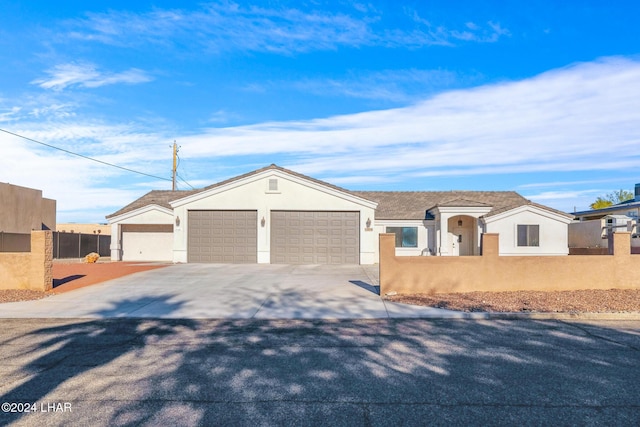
[483,202,574,223]
[170,164,377,208]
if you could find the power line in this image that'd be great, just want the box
[177,173,195,190]
[0,127,172,182]
[175,150,195,189]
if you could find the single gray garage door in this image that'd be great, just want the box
[271,211,359,264]
[188,210,257,263]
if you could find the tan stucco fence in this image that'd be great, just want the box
[379,232,639,295]
[0,231,53,291]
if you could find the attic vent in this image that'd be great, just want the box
[269,179,278,191]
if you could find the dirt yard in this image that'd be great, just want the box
[0,261,169,303]
[385,289,640,313]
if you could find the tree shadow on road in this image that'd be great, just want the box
[0,295,195,425]
[1,296,639,425]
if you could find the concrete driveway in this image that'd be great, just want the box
[0,264,463,319]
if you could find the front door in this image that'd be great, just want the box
[450,226,472,256]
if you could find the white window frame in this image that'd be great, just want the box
[517,224,540,247]
[386,226,419,248]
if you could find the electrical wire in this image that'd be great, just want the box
[0,127,172,182]
[177,174,195,190]
[175,149,195,189]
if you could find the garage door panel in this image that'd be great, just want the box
[188,211,257,263]
[122,231,173,262]
[271,211,359,265]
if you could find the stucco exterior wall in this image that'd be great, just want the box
[109,207,174,261]
[42,198,57,231]
[379,232,637,295]
[171,172,377,264]
[0,231,52,291]
[0,183,56,233]
[484,207,570,255]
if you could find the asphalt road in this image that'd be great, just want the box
[1,318,639,426]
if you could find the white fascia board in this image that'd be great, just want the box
[107,204,173,224]
[170,168,378,209]
[434,206,493,216]
[483,204,573,224]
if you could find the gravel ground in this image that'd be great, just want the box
[385,289,640,313]
[0,290,50,303]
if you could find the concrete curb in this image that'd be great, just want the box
[401,311,640,321]
[482,311,640,320]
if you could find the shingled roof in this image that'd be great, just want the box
[353,191,530,220]
[107,165,571,221]
[106,164,371,219]
[106,189,197,219]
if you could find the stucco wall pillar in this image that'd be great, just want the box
[379,233,396,292]
[481,233,499,257]
[612,232,631,256]
[110,223,122,261]
[29,230,53,291]
[257,208,270,263]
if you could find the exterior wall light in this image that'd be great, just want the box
[366,218,372,228]
[261,217,266,227]
[175,216,181,227]
[458,219,463,226]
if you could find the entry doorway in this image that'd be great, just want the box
[448,216,475,256]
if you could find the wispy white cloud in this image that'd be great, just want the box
[64,2,509,54]
[32,63,152,91]
[409,12,510,46]
[449,21,509,43]
[207,109,242,124]
[177,56,640,179]
[519,178,639,189]
[4,56,640,220]
[292,68,464,102]
[0,106,21,122]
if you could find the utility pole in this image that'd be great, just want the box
[172,141,177,191]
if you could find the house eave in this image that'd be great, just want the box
[106,204,174,224]
[483,204,573,224]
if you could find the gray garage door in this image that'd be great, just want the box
[188,210,257,263]
[271,211,359,264]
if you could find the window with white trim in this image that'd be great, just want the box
[387,227,418,248]
[517,224,539,247]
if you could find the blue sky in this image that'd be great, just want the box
[1,1,639,223]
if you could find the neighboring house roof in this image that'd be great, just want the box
[573,200,640,219]
[106,165,571,221]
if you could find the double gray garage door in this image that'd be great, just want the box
[188,210,359,264]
